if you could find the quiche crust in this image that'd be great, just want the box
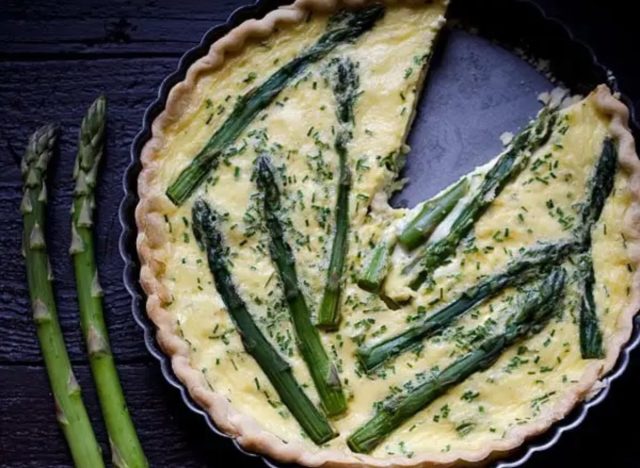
[135,0,640,465]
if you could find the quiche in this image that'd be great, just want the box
[136,0,640,466]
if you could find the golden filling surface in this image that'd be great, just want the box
[145,1,635,459]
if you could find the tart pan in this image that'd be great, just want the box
[119,0,640,465]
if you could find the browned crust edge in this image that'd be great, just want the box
[134,0,640,462]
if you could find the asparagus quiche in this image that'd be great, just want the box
[136,0,640,465]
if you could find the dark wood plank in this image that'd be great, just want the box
[0,363,264,468]
[0,58,179,364]
[0,0,241,56]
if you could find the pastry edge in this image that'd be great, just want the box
[134,0,640,463]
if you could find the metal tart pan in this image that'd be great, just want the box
[120,0,640,465]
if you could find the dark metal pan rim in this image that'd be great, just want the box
[118,1,640,466]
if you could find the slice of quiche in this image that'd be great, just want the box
[136,0,640,466]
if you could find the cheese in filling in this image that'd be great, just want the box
[144,1,635,460]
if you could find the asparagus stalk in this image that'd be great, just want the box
[577,255,603,358]
[358,239,577,371]
[191,199,337,443]
[406,108,558,289]
[398,178,469,251]
[574,138,616,359]
[21,125,105,468]
[166,5,385,205]
[70,96,148,467]
[348,267,567,453]
[317,57,360,329]
[576,138,617,245]
[357,233,396,293]
[362,137,616,368]
[358,178,469,293]
[255,156,347,416]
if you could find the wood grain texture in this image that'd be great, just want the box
[0,364,264,468]
[0,59,176,364]
[0,0,638,466]
[0,0,243,57]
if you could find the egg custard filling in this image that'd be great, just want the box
[136,1,640,466]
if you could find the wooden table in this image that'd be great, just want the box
[1,1,638,466]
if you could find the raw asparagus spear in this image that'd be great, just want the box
[399,177,469,251]
[357,233,397,293]
[406,108,558,289]
[21,125,105,468]
[70,96,148,468]
[166,5,385,205]
[348,267,566,453]
[255,156,347,416]
[358,239,577,371]
[191,199,337,444]
[317,57,360,329]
